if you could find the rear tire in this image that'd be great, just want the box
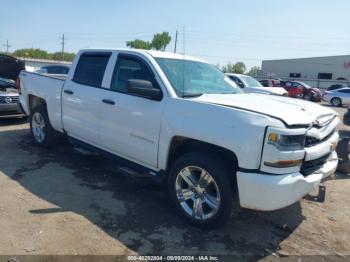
[168,152,238,228]
[330,97,342,107]
[30,105,60,147]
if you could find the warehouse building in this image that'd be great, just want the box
[261,55,350,89]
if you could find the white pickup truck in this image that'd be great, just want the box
[18,49,339,227]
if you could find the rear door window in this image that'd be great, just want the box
[73,52,111,87]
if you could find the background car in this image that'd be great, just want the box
[35,64,70,75]
[281,80,321,101]
[322,87,350,106]
[0,54,25,81]
[0,77,24,118]
[279,81,303,98]
[259,78,282,87]
[344,106,350,125]
[327,84,350,91]
[226,73,288,96]
[335,107,350,174]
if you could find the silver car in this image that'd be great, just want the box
[322,87,350,107]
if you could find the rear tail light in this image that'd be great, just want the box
[16,78,21,94]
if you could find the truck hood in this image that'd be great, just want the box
[193,93,336,126]
[245,86,287,96]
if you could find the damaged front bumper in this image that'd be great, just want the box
[236,150,338,211]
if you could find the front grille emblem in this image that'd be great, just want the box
[5,97,12,104]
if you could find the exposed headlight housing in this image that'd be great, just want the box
[261,127,307,174]
[267,132,305,151]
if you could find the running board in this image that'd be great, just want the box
[68,137,165,183]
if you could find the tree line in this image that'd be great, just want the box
[221,62,260,76]
[3,48,76,62]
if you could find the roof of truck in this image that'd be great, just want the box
[78,48,207,63]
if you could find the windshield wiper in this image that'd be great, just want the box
[182,93,203,98]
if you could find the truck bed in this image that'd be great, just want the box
[19,71,65,131]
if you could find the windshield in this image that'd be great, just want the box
[155,58,241,97]
[240,75,263,88]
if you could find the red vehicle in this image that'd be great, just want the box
[281,81,321,102]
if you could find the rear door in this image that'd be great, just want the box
[98,52,165,168]
[62,52,111,144]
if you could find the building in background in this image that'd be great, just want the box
[261,55,350,90]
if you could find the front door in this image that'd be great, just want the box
[98,53,165,168]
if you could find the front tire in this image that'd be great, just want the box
[30,105,59,147]
[168,152,238,227]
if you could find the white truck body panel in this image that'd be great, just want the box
[19,72,64,131]
[19,48,339,212]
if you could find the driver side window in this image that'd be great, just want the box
[110,55,156,93]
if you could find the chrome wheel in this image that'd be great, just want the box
[31,112,46,143]
[175,166,221,220]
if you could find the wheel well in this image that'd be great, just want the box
[28,95,46,114]
[167,136,239,174]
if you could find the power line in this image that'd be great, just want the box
[187,30,350,40]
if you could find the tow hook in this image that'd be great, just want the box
[304,183,326,203]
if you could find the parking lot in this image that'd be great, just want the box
[0,104,349,260]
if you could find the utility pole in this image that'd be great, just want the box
[3,40,11,53]
[174,30,178,53]
[60,33,65,61]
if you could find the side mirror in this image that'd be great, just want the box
[127,79,162,100]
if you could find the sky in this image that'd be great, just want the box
[1,0,350,69]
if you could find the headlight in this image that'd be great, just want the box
[268,132,305,151]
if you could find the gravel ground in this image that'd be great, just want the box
[0,103,349,261]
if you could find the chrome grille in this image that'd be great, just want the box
[0,96,20,104]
